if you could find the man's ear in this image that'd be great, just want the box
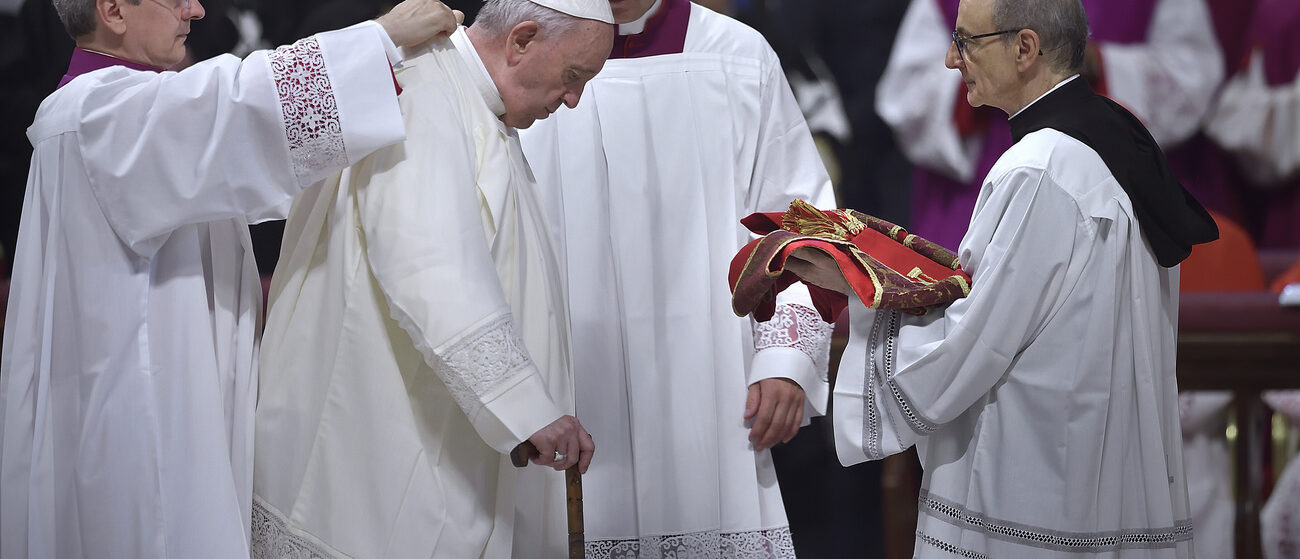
[97,0,128,36]
[505,21,541,66]
[1015,28,1042,71]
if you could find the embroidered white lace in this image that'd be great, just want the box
[268,37,348,185]
[251,499,346,559]
[585,527,797,559]
[752,304,833,375]
[432,314,533,414]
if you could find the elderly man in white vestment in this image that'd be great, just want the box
[249,1,613,557]
[518,0,835,556]
[783,0,1220,557]
[0,0,462,557]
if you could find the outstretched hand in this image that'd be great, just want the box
[377,0,464,48]
[744,378,805,451]
[526,415,595,473]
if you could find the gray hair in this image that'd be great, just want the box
[52,0,141,38]
[992,0,1089,74]
[473,0,583,38]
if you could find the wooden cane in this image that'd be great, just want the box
[510,441,584,558]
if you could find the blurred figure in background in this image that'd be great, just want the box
[1205,0,1300,250]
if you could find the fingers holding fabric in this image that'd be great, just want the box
[377,0,462,47]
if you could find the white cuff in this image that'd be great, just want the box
[750,347,828,417]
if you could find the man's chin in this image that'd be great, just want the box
[507,116,538,129]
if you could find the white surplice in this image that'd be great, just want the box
[877,0,1222,184]
[251,28,571,559]
[833,128,1193,558]
[0,23,403,559]
[519,3,835,557]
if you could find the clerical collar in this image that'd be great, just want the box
[610,0,689,59]
[618,0,663,35]
[1009,74,1079,120]
[1008,75,1218,267]
[59,48,162,89]
[449,27,506,118]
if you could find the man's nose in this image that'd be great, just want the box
[945,42,962,69]
[188,0,206,20]
[562,89,582,109]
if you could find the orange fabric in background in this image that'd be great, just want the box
[1180,211,1267,292]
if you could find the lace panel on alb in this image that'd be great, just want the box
[753,303,833,375]
[268,36,348,185]
[431,314,533,414]
[251,498,347,559]
[585,527,797,559]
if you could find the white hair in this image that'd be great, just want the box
[473,0,582,37]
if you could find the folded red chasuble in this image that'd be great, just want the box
[729,199,973,322]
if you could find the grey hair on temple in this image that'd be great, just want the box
[992,0,1090,74]
[474,0,583,37]
[53,0,141,38]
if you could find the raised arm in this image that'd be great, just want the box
[75,1,461,256]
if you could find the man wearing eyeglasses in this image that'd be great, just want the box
[877,0,1222,255]
[0,0,461,557]
[783,0,1218,557]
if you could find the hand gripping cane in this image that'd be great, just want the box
[511,441,584,558]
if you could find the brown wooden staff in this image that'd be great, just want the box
[510,441,584,559]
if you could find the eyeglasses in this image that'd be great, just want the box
[951,29,1020,61]
[146,0,193,16]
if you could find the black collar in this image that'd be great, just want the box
[1008,77,1217,267]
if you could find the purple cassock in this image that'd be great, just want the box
[58,48,161,89]
[1238,0,1300,248]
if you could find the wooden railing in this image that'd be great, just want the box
[1176,291,1300,559]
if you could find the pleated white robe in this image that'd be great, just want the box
[520,3,835,557]
[833,128,1193,558]
[0,22,404,559]
[251,29,571,559]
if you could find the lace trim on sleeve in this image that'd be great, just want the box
[752,303,833,375]
[268,36,348,185]
[432,314,533,414]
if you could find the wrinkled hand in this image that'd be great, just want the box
[526,415,595,473]
[786,246,853,296]
[744,378,804,451]
[377,0,464,48]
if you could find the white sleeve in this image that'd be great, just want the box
[355,51,562,454]
[833,167,1091,465]
[1099,0,1223,147]
[743,46,838,415]
[1205,53,1300,186]
[875,0,977,183]
[749,292,833,417]
[77,21,404,256]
